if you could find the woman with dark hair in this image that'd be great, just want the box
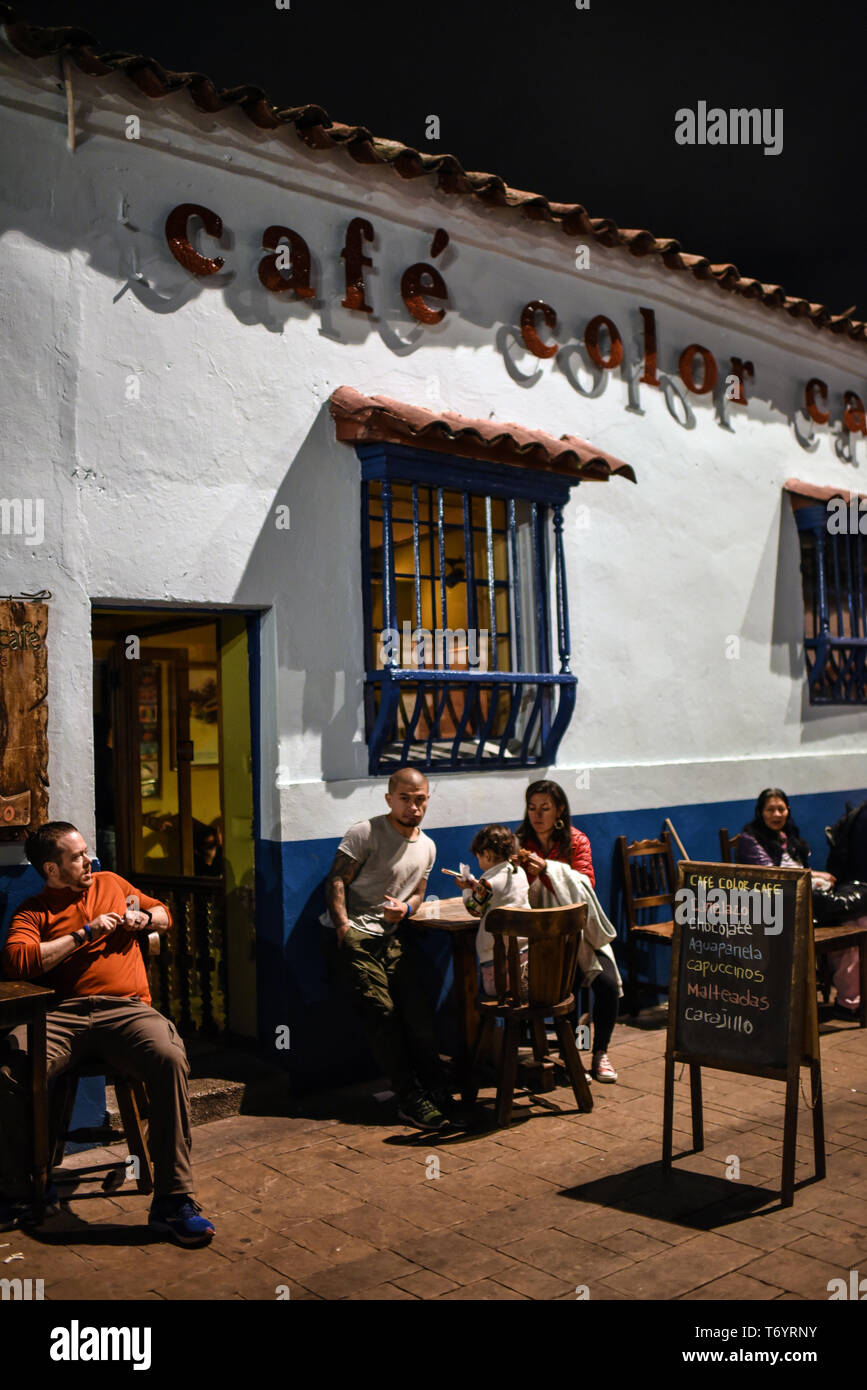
[515,780,595,884]
[737,788,816,871]
[738,789,862,1020]
[515,780,621,1083]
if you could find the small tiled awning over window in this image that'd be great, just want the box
[329,387,636,484]
[784,478,867,509]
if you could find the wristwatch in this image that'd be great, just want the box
[73,928,86,947]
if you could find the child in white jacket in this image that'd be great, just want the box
[458,824,530,996]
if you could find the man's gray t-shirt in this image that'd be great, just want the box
[322,814,436,937]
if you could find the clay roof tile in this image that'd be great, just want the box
[2,3,862,348]
[329,386,637,483]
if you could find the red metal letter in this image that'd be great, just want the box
[805,378,830,425]
[520,301,558,359]
[258,226,315,298]
[727,356,754,405]
[639,307,659,386]
[341,218,374,313]
[401,263,448,325]
[165,203,224,276]
[679,344,718,395]
[585,315,623,370]
[844,391,867,436]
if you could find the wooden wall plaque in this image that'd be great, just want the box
[0,599,48,840]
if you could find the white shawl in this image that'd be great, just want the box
[528,861,623,996]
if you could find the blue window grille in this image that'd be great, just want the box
[794,499,867,703]
[358,443,579,774]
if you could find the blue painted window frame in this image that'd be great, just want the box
[794,500,867,703]
[358,442,579,774]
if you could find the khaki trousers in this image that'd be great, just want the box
[0,995,194,1200]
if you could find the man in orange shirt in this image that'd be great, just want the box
[0,822,215,1245]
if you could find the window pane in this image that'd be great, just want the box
[363,472,574,768]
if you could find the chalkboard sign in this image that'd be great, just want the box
[673,863,799,1072]
[662,860,823,1206]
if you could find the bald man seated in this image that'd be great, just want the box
[322,768,450,1131]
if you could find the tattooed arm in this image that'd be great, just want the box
[326,850,362,947]
[382,874,430,923]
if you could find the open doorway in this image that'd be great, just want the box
[92,609,258,1041]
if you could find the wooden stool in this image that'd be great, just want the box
[470,904,593,1127]
[51,1062,154,1194]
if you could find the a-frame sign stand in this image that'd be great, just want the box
[662,863,824,1207]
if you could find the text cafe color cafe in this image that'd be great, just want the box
[0,12,865,1087]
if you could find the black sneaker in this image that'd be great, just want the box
[397,1089,448,1132]
[430,1086,459,1118]
[1,1183,59,1231]
[148,1195,215,1246]
[0,1193,30,1232]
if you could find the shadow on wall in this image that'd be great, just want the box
[0,859,106,1131]
[254,830,455,1093]
[0,860,44,946]
[233,406,367,789]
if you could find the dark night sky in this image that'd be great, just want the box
[11,0,865,318]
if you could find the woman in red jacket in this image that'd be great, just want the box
[515,780,619,1082]
[516,780,595,885]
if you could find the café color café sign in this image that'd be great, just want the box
[164,203,867,448]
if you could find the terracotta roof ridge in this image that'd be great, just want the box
[329,386,637,483]
[1,3,862,349]
[784,478,867,506]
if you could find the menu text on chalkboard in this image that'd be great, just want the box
[673,864,797,1072]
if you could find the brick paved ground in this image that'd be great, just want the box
[7,1013,867,1301]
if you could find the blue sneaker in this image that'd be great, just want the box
[148,1195,215,1246]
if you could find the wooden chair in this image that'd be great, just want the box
[718,829,741,864]
[813,923,867,1027]
[618,831,677,1016]
[50,932,160,1195]
[470,904,593,1128]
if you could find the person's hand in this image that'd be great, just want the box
[811,870,835,889]
[456,874,477,890]
[87,912,123,941]
[382,895,408,923]
[121,909,150,933]
[517,850,546,877]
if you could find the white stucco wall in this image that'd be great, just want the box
[0,46,865,847]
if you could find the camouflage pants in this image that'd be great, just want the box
[323,926,443,1098]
